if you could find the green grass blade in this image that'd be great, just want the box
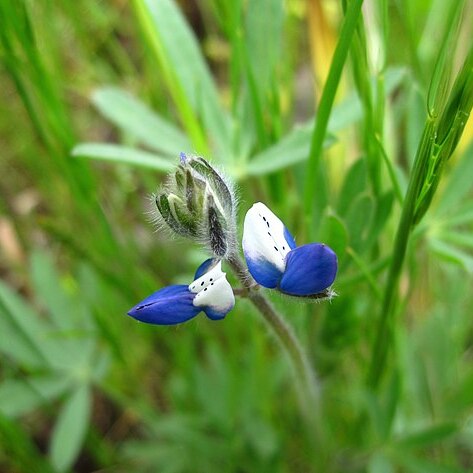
[303,0,365,231]
[133,0,231,157]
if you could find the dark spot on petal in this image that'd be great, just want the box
[204,288,208,291]
[210,278,213,281]
[268,232,271,236]
[263,216,266,221]
[137,302,155,311]
[201,281,205,286]
[266,221,270,228]
[274,246,278,251]
[211,282,214,285]
[282,246,285,250]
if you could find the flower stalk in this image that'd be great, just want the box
[227,255,320,413]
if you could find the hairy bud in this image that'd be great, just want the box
[154,153,237,258]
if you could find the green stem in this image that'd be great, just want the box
[367,118,435,389]
[227,256,319,409]
[303,0,365,234]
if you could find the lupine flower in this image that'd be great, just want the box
[154,153,236,258]
[242,202,337,299]
[128,259,235,325]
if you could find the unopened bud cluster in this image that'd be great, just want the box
[154,153,236,257]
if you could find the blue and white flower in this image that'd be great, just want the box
[242,202,337,299]
[128,259,235,325]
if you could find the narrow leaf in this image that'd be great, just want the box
[72,143,175,172]
[92,86,190,155]
[49,385,92,472]
[246,123,336,176]
[395,422,458,449]
[0,375,70,419]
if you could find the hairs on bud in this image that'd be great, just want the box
[146,154,239,259]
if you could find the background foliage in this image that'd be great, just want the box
[1,0,473,472]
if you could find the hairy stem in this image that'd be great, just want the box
[227,255,319,411]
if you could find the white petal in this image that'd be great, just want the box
[242,202,291,273]
[192,275,235,313]
[188,260,234,312]
[189,260,224,294]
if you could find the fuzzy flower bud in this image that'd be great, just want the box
[154,153,236,258]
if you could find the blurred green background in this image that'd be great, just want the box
[1,0,473,471]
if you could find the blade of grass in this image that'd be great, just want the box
[132,0,231,158]
[303,0,365,237]
[367,44,473,389]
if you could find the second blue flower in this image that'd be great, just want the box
[242,202,337,298]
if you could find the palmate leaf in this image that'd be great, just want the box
[0,375,70,419]
[0,282,56,368]
[246,67,406,176]
[92,87,191,156]
[429,238,473,273]
[0,252,107,390]
[245,123,336,176]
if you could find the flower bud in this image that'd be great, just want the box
[154,153,236,258]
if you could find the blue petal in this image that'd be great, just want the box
[127,285,200,325]
[279,243,337,296]
[244,253,284,288]
[203,307,230,321]
[283,226,297,250]
[194,258,218,280]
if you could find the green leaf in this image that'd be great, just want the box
[136,0,231,156]
[0,414,56,473]
[245,123,336,176]
[345,193,374,253]
[406,85,426,167]
[92,86,190,155]
[441,231,473,249]
[337,158,367,215]
[365,192,394,250]
[245,0,283,92]
[429,238,473,273]
[390,450,466,473]
[368,453,394,473]
[394,422,458,449]
[72,143,175,172]
[0,282,54,368]
[0,375,71,418]
[49,385,92,472]
[0,280,98,373]
[244,67,407,177]
[436,141,473,215]
[30,250,75,330]
[319,212,348,263]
